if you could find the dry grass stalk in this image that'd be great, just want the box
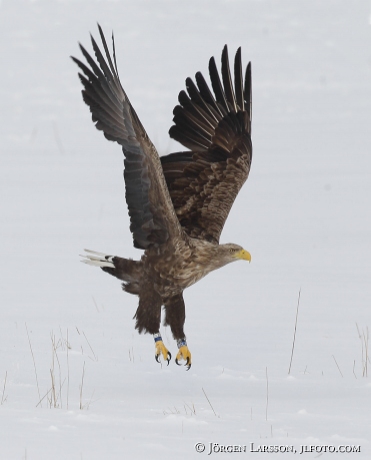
[202,387,218,417]
[25,323,42,407]
[332,355,343,377]
[288,289,301,374]
[1,371,7,405]
[265,366,269,421]
[79,361,86,410]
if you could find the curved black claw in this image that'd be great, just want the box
[155,351,171,365]
[175,356,191,370]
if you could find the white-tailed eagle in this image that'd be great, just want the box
[72,25,252,369]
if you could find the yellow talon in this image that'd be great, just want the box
[155,340,171,365]
[175,345,192,370]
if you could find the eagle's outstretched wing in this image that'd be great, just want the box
[72,25,182,250]
[161,47,252,244]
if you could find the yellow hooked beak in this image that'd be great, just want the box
[236,249,251,262]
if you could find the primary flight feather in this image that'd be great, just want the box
[72,25,252,369]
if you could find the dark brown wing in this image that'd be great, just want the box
[162,46,252,244]
[72,25,182,250]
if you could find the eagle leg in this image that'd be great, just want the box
[175,338,192,370]
[154,333,171,365]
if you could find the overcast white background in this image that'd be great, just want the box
[0,0,370,458]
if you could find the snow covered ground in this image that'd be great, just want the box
[1,0,370,458]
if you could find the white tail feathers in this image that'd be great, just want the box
[81,249,115,268]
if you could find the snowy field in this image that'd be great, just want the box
[1,0,370,458]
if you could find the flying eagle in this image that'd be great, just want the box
[72,26,252,369]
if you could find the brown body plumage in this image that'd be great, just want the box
[73,25,252,368]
